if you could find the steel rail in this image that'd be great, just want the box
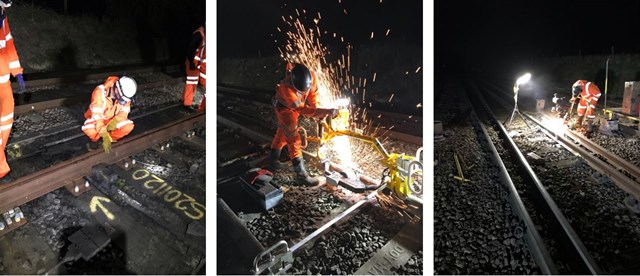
[15,77,184,116]
[0,112,205,214]
[469,81,602,274]
[290,184,386,253]
[13,64,177,90]
[478,76,640,196]
[564,125,640,182]
[523,114,640,199]
[464,83,557,274]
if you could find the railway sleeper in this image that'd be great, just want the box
[0,206,27,236]
[64,178,92,196]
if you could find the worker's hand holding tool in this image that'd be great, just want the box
[106,119,119,132]
[330,108,339,118]
[15,74,25,94]
[100,131,112,154]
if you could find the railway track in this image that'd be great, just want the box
[0,66,207,274]
[216,87,423,274]
[434,77,540,274]
[466,75,640,274]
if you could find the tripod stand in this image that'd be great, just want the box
[505,85,532,129]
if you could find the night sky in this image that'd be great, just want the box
[436,0,640,74]
[218,0,422,58]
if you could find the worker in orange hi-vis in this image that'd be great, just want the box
[183,24,206,111]
[82,76,137,154]
[270,63,338,186]
[571,80,601,132]
[0,0,26,182]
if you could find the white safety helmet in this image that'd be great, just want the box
[0,0,12,8]
[116,76,137,102]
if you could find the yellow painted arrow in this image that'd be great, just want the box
[90,196,115,220]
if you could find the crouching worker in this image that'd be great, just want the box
[82,76,137,153]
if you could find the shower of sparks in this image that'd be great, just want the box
[388,93,395,102]
[415,66,421,73]
[376,193,420,223]
[343,9,348,15]
[417,103,422,108]
[276,16,398,171]
[370,32,374,39]
[385,29,391,36]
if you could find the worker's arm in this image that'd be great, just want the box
[275,84,333,118]
[115,101,131,123]
[89,87,107,134]
[186,32,202,67]
[4,16,22,77]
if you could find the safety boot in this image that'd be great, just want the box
[575,115,584,128]
[292,157,319,186]
[569,115,583,130]
[269,148,289,171]
[86,141,100,152]
[0,174,12,184]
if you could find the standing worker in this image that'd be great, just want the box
[81,76,137,154]
[270,63,337,186]
[570,80,601,132]
[183,24,206,111]
[0,0,25,182]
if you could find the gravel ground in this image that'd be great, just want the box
[246,186,343,247]
[20,189,92,255]
[434,78,539,274]
[393,250,423,275]
[289,205,407,275]
[510,122,640,272]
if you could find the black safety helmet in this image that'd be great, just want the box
[572,85,583,95]
[290,64,312,92]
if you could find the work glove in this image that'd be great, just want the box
[106,119,119,132]
[15,74,25,94]
[329,108,339,118]
[100,131,112,154]
[317,108,338,119]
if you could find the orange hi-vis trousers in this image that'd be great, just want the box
[183,59,200,106]
[271,106,302,160]
[0,81,13,177]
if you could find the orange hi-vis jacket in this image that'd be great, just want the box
[82,76,134,142]
[271,66,332,159]
[0,12,23,178]
[194,27,206,88]
[183,26,206,109]
[573,80,601,119]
